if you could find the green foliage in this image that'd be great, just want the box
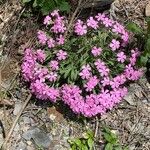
[126,19,150,67]
[22,0,71,15]
[68,130,94,150]
[103,127,128,150]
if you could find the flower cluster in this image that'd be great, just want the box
[22,10,142,117]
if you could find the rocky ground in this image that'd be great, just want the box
[0,0,150,150]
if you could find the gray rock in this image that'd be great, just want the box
[124,94,135,105]
[13,102,22,115]
[22,128,40,141]
[22,128,51,148]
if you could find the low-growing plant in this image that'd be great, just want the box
[126,18,150,67]
[68,130,94,150]
[22,0,71,15]
[103,127,128,150]
[22,10,142,117]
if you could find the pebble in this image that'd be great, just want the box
[124,94,135,105]
[13,102,22,115]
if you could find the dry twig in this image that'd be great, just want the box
[64,0,83,37]
[2,93,32,150]
[94,116,99,138]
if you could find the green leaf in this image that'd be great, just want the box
[74,139,82,147]
[59,1,70,13]
[103,133,117,144]
[138,53,149,66]
[146,17,150,34]
[64,68,71,79]
[87,130,94,139]
[105,143,113,150]
[68,139,73,144]
[114,145,123,150]
[87,138,94,150]
[71,144,77,150]
[126,22,143,35]
[81,144,88,150]
[33,0,37,7]
[40,0,56,15]
[145,38,150,51]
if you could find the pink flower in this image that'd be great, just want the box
[121,31,129,42]
[36,49,46,63]
[46,72,57,82]
[102,18,113,27]
[79,64,91,79]
[74,20,87,35]
[49,60,59,70]
[56,50,67,60]
[43,15,51,25]
[56,34,65,45]
[84,76,99,91]
[22,12,143,118]
[101,77,110,86]
[87,17,98,29]
[117,52,126,63]
[47,38,55,48]
[110,74,126,89]
[21,48,36,81]
[112,23,125,34]
[109,39,120,51]
[124,65,142,80]
[51,16,66,33]
[51,10,59,17]
[94,59,109,76]
[95,13,106,21]
[37,31,47,45]
[91,46,102,56]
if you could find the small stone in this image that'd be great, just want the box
[26,141,32,146]
[13,102,22,115]
[49,114,56,121]
[146,2,150,16]
[124,94,135,105]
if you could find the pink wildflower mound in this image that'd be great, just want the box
[22,11,142,117]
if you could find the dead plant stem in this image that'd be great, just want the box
[2,93,32,150]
